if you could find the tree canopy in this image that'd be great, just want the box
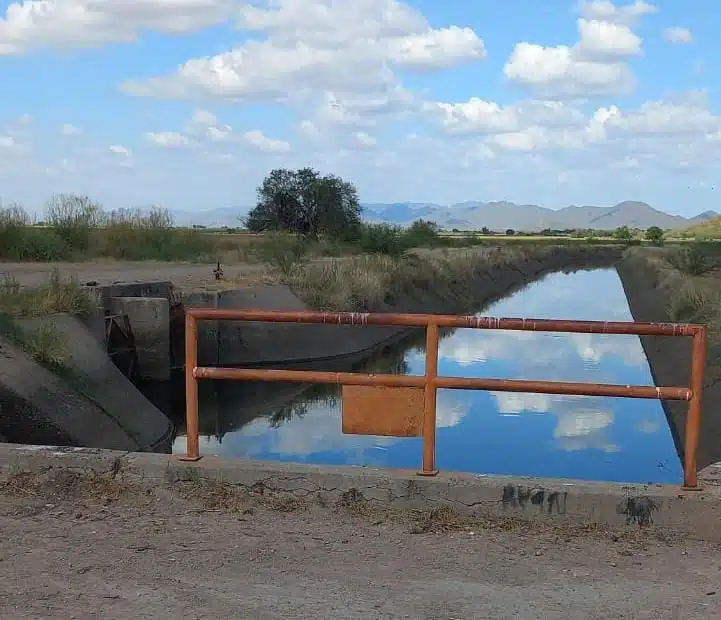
[245,167,362,239]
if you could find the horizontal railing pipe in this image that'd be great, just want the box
[186,308,703,337]
[182,307,708,491]
[193,367,692,401]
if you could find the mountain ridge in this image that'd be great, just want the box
[169,201,719,231]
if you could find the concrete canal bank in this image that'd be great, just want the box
[616,252,721,471]
[2,443,721,541]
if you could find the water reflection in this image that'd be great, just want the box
[174,268,682,484]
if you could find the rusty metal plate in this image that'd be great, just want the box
[341,385,424,437]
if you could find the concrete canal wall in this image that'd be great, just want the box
[2,443,721,541]
[0,314,173,453]
[616,253,721,471]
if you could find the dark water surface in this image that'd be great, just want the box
[172,268,682,484]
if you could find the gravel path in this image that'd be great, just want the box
[0,260,270,291]
[1,479,720,620]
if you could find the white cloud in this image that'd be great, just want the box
[574,19,642,58]
[61,123,81,136]
[146,131,190,147]
[353,131,377,149]
[504,2,656,98]
[664,27,694,45]
[0,0,235,55]
[243,130,291,153]
[108,144,130,156]
[426,98,585,135]
[206,125,232,142]
[120,0,485,108]
[0,136,15,148]
[578,0,657,26]
[299,120,320,137]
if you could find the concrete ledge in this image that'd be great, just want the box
[2,443,721,540]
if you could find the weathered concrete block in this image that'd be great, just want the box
[90,281,174,305]
[11,314,173,452]
[108,297,170,381]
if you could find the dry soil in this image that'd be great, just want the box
[0,260,269,291]
[1,476,720,620]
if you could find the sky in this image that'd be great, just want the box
[0,0,720,216]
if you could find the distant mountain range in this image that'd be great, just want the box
[361,201,719,232]
[171,201,719,232]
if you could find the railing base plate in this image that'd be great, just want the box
[681,485,703,492]
[416,469,439,477]
[178,456,203,462]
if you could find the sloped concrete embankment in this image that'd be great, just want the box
[0,314,173,453]
[616,252,721,471]
[184,246,623,368]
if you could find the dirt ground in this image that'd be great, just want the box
[1,474,720,620]
[0,260,270,291]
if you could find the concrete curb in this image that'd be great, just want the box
[2,443,721,540]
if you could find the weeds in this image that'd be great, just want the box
[665,243,712,276]
[18,320,72,368]
[0,271,95,367]
[256,231,310,275]
[0,270,96,318]
[0,196,214,262]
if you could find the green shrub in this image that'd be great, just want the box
[100,207,213,261]
[258,232,310,275]
[46,193,103,251]
[356,223,407,256]
[666,243,711,276]
[401,219,444,248]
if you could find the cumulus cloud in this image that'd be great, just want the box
[243,130,291,153]
[504,1,656,98]
[0,0,235,55]
[146,131,191,147]
[108,144,130,156]
[61,123,81,136]
[664,27,694,45]
[120,0,485,109]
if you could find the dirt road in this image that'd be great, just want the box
[1,476,720,620]
[0,260,270,290]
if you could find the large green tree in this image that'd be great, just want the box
[245,168,362,239]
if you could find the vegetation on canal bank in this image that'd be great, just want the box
[625,243,721,359]
[281,244,621,312]
[0,270,96,368]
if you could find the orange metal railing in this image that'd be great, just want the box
[181,309,708,490]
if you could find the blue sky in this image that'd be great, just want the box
[1,0,720,216]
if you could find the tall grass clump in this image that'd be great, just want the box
[665,243,712,276]
[254,231,310,276]
[101,207,214,261]
[0,203,70,261]
[0,270,96,368]
[46,193,104,252]
[355,223,407,257]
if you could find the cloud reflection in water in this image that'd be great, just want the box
[177,268,682,484]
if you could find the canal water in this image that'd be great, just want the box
[172,268,683,484]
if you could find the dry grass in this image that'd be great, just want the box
[1,468,133,503]
[0,269,97,318]
[174,476,308,514]
[0,270,95,367]
[281,245,567,311]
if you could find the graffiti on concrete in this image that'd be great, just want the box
[617,496,658,527]
[501,484,567,515]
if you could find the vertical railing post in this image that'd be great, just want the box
[683,327,707,489]
[180,311,201,462]
[418,323,439,476]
